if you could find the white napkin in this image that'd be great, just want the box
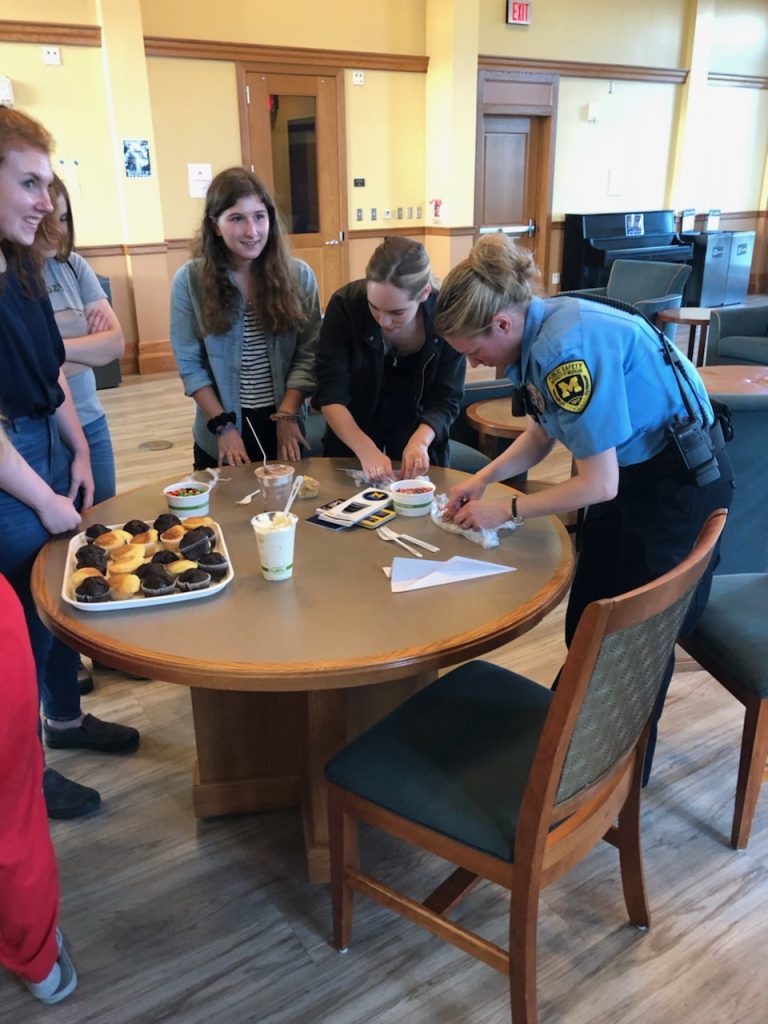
[384,556,515,592]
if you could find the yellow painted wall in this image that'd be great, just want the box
[1,1,96,23]
[711,0,768,76]
[145,58,242,240]
[344,70,426,231]
[139,0,426,54]
[0,42,122,244]
[552,79,678,216]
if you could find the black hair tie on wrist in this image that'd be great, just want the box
[207,411,236,435]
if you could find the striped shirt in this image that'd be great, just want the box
[240,307,275,408]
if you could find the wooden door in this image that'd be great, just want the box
[476,114,542,253]
[242,71,346,307]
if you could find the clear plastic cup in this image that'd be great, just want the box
[253,463,295,512]
[250,511,298,581]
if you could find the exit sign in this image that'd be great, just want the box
[506,1,531,25]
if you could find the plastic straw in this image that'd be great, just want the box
[244,416,268,468]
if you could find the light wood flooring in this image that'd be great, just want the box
[2,374,766,1023]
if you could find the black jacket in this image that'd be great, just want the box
[314,280,464,464]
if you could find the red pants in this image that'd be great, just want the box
[0,574,59,984]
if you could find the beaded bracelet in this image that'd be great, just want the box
[269,410,300,423]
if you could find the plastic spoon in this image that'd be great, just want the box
[282,475,304,516]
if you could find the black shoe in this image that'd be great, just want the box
[44,714,140,754]
[77,659,94,695]
[43,768,101,820]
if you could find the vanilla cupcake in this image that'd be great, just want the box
[167,558,199,576]
[107,548,145,574]
[131,528,159,552]
[160,524,186,550]
[107,573,142,598]
[182,516,216,531]
[94,528,133,552]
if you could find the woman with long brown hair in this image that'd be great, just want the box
[170,167,320,468]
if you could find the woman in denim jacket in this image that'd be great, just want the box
[171,168,320,468]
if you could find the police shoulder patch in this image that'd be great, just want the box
[545,360,592,414]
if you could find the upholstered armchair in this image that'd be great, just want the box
[705,304,768,366]
[568,258,692,323]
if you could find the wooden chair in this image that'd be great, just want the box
[326,510,726,1024]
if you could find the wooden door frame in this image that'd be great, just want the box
[235,62,349,276]
[475,68,558,288]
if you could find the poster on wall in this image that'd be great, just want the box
[123,139,151,178]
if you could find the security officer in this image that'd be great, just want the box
[435,234,734,778]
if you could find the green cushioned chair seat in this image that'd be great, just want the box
[688,574,768,697]
[325,661,553,861]
[719,336,768,365]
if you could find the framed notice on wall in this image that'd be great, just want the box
[506,2,531,25]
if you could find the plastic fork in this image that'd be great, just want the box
[380,526,440,553]
[377,526,422,558]
[235,488,261,506]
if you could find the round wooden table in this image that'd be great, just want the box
[698,364,768,397]
[656,306,712,366]
[32,458,573,881]
[465,397,528,460]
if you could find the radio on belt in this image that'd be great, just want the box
[316,488,393,528]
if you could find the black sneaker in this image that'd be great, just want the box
[43,768,101,820]
[44,714,140,754]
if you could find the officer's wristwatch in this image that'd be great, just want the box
[510,496,525,525]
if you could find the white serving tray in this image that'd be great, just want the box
[61,520,234,612]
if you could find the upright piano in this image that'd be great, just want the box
[561,210,693,291]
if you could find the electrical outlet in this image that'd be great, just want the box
[416,206,422,219]
[406,206,413,219]
[397,207,403,220]
[352,71,365,86]
[356,208,363,222]
[551,272,560,285]
[384,209,391,220]
[370,208,377,221]
[43,46,61,66]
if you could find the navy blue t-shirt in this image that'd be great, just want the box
[0,266,65,420]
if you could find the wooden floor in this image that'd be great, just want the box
[3,374,766,1023]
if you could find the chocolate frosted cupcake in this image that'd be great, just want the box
[154,512,182,534]
[122,518,150,536]
[75,544,108,573]
[176,568,211,592]
[151,549,180,565]
[197,551,228,580]
[85,523,110,541]
[133,562,155,580]
[75,575,110,604]
[179,527,211,560]
[140,566,176,598]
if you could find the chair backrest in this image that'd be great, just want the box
[520,510,726,828]
[710,391,768,574]
[604,259,691,307]
[707,304,768,367]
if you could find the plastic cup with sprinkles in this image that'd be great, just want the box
[163,479,213,518]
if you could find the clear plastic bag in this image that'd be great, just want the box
[430,493,520,549]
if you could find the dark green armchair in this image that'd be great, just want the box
[705,304,768,367]
[570,258,692,324]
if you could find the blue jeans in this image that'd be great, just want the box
[82,414,116,506]
[0,416,82,722]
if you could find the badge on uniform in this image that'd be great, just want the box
[545,360,592,413]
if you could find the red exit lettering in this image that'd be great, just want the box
[507,1,531,25]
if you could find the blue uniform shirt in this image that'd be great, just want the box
[506,296,714,466]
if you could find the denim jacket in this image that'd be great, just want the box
[170,258,320,461]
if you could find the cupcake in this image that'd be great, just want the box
[131,528,159,550]
[197,551,229,580]
[140,566,176,598]
[94,528,133,552]
[85,523,110,541]
[154,512,182,534]
[74,575,110,604]
[167,558,199,576]
[179,527,211,560]
[182,516,216,530]
[133,562,155,580]
[160,524,186,550]
[299,476,320,499]
[108,547,145,574]
[151,549,180,566]
[176,568,211,592]
[122,518,150,536]
[107,573,142,598]
[75,544,108,573]
[71,566,105,588]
